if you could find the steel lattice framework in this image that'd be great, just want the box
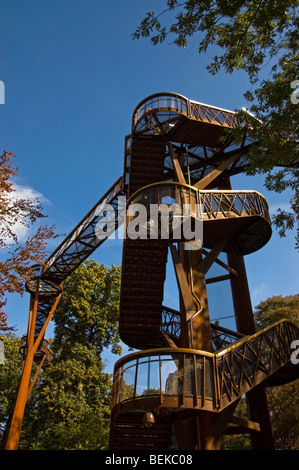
[4,92,299,451]
[111,319,298,413]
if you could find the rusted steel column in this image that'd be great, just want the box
[176,243,213,352]
[175,412,228,450]
[227,252,256,334]
[219,176,275,450]
[188,251,213,352]
[4,287,62,450]
[3,291,39,450]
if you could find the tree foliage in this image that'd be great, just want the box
[16,260,122,449]
[254,294,299,449]
[52,260,122,356]
[224,398,251,450]
[1,291,298,449]
[133,1,299,247]
[226,295,299,449]
[0,151,59,330]
[254,293,299,328]
[0,334,22,444]
[20,343,113,449]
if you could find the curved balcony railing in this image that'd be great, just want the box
[128,182,271,220]
[126,182,202,243]
[25,277,62,298]
[125,182,271,252]
[25,265,62,298]
[112,348,217,413]
[132,92,189,134]
[111,320,299,415]
[132,92,240,135]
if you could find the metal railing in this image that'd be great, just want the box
[132,92,239,134]
[160,305,243,350]
[126,182,271,254]
[199,190,270,222]
[41,175,125,284]
[27,176,126,341]
[112,347,217,412]
[161,306,181,342]
[111,320,299,414]
[132,93,189,132]
[127,182,271,228]
[216,319,299,409]
[189,100,238,127]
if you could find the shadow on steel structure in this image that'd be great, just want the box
[4,92,298,451]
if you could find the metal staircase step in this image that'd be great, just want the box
[110,413,172,450]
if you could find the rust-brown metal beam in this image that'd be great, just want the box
[3,288,62,450]
[170,244,198,321]
[196,240,227,275]
[194,152,241,190]
[218,176,275,450]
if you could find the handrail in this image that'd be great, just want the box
[215,318,299,409]
[160,305,244,349]
[113,346,215,372]
[127,181,271,224]
[216,318,299,357]
[42,175,125,280]
[25,175,126,342]
[132,92,240,134]
[132,92,189,128]
[127,181,269,206]
[111,319,299,412]
[112,347,217,413]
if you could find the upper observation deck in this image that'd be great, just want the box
[132,92,242,147]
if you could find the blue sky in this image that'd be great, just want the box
[1,1,298,372]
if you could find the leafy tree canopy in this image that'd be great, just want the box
[0,151,59,331]
[253,294,299,449]
[254,293,299,328]
[52,260,122,356]
[0,334,22,444]
[3,260,122,450]
[20,342,113,450]
[133,1,299,247]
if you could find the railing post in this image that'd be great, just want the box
[193,354,198,407]
[187,98,191,118]
[159,354,163,404]
[133,358,138,401]
[213,354,220,411]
